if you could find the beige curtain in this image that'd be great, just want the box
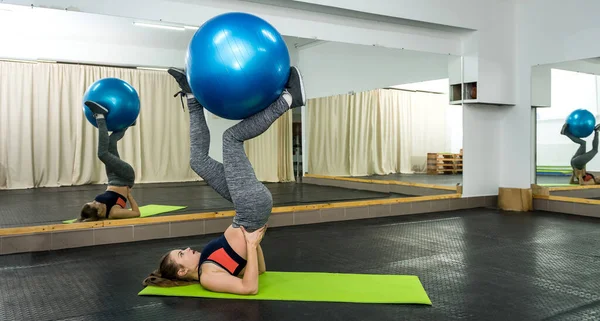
[307,94,352,176]
[0,62,36,189]
[0,61,292,189]
[306,88,449,176]
[377,89,407,173]
[347,90,387,176]
[307,89,391,176]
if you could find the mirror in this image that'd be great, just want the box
[533,57,600,191]
[298,43,464,188]
[0,4,463,230]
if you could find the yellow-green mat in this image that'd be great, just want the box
[138,271,432,305]
[63,204,187,224]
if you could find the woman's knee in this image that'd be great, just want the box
[125,166,136,182]
[256,187,273,209]
[222,128,242,145]
[189,158,203,176]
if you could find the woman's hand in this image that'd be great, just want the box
[241,225,267,247]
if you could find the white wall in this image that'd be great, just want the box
[297,42,451,99]
[447,105,464,154]
[463,105,503,195]
[513,0,600,187]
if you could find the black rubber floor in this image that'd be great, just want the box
[1,208,599,321]
[0,182,402,227]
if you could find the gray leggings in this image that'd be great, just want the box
[97,118,135,187]
[566,130,599,170]
[188,96,290,232]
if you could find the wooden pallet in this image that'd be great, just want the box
[427,152,462,175]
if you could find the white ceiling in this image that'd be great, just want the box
[0,3,315,52]
[547,58,600,76]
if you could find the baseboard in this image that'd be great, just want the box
[0,193,499,255]
[533,194,600,218]
[302,174,458,196]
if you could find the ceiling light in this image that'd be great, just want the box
[137,67,168,72]
[133,22,185,31]
[184,25,199,30]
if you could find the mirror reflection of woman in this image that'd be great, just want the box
[78,101,141,222]
[561,122,600,185]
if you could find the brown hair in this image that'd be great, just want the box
[79,204,99,222]
[142,251,198,287]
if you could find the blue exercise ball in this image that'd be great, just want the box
[83,78,140,132]
[566,109,596,138]
[185,12,290,120]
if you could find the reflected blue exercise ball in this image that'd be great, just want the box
[566,109,596,138]
[185,12,290,120]
[83,78,140,132]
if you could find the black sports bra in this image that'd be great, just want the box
[94,191,127,218]
[198,234,247,276]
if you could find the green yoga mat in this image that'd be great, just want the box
[138,271,431,305]
[536,166,572,174]
[63,204,187,224]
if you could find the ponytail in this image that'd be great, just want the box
[142,251,199,288]
[142,270,196,287]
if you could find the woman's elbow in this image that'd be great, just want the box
[243,286,258,295]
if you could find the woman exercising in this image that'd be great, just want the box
[77,101,141,222]
[561,122,600,185]
[142,66,305,295]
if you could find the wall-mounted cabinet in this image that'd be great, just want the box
[450,83,462,104]
[463,81,477,102]
[447,54,514,106]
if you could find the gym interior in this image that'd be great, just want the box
[0,1,599,320]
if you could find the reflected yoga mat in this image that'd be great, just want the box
[138,271,432,305]
[63,204,187,223]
